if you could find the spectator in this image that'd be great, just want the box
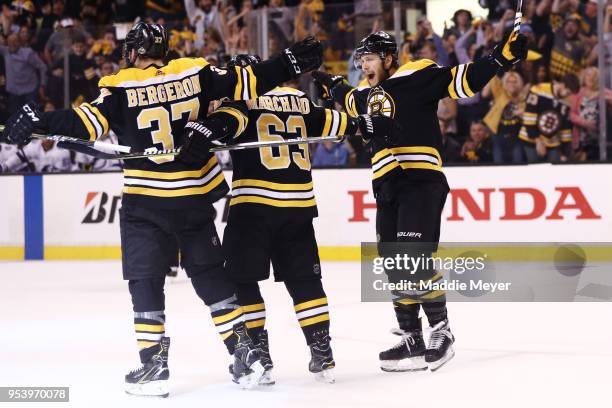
[47,36,98,106]
[87,29,119,62]
[460,121,493,163]
[185,0,226,50]
[146,0,184,21]
[0,32,47,114]
[446,9,472,38]
[519,74,579,163]
[97,59,116,78]
[0,2,22,37]
[454,20,494,140]
[352,0,382,43]
[570,67,600,160]
[44,17,90,65]
[438,97,461,163]
[226,25,249,56]
[312,141,351,167]
[439,119,461,163]
[414,16,450,66]
[438,97,458,141]
[268,0,295,46]
[482,71,526,163]
[34,0,64,53]
[549,13,588,80]
[442,32,459,66]
[479,0,518,22]
[294,0,324,41]
[418,40,439,63]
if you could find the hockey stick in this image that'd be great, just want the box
[209,135,341,152]
[0,125,180,160]
[1,125,342,158]
[0,125,131,153]
[514,0,523,34]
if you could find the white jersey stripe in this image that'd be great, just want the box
[232,187,315,200]
[124,165,221,189]
[393,154,440,165]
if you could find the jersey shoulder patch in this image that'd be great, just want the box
[389,59,438,80]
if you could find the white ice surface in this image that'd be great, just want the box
[1,260,610,408]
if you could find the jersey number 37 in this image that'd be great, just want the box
[137,97,200,164]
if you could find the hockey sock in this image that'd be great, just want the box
[422,300,448,326]
[392,300,421,332]
[191,273,244,354]
[285,279,330,345]
[418,271,448,326]
[234,281,266,339]
[128,278,166,363]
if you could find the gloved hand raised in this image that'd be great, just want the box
[491,31,528,70]
[281,36,323,78]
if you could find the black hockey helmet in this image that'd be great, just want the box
[227,54,262,68]
[123,22,168,67]
[354,31,398,70]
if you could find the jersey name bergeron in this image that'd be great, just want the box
[125,74,202,107]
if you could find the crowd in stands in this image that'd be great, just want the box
[0,0,611,173]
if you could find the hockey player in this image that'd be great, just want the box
[312,30,527,371]
[192,55,380,385]
[518,74,578,163]
[1,23,323,396]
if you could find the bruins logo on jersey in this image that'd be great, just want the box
[537,109,562,137]
[367,88,395,118]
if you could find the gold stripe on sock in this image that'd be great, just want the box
[246,319,265,329]
[137,340,159,349]
[294,297,328,312]
[134,323,165,333]
[212,307,243,324]
[299,313,330,327]
[243,303,265,312]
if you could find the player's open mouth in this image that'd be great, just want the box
[367,73,375,81]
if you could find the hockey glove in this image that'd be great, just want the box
[356,114,402,146]
[311,70,347,104]
[2,103,44,145]
[281,36,323,79]
[178,120,229,164]
[491,32,528,71]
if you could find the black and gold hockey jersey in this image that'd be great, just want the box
[41,56,292,208]
[227,87,350,218]
[519,83,572,149]
[331,58,498,193]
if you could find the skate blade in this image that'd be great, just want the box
[125,380,169,398]
[313,368,335,384]
[380,356,428,372]
[238,361,265,390]
[259,370,276,386]
[429,346,455,372]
